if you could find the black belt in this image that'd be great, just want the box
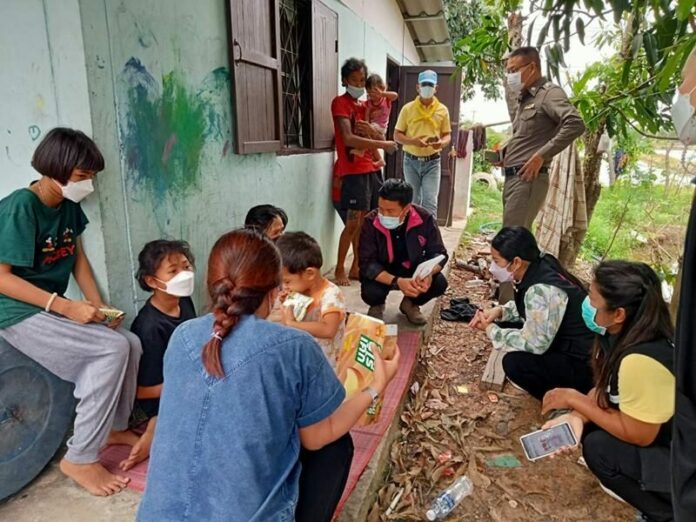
[405,152,441,162]
[503,165,549,177]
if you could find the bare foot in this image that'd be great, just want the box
[334,268,350,286]
[349,268,360,281]
[119,430,153,471]
[106,429,140,447]
[60,459,130,496]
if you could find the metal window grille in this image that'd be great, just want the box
[280,0,312,148]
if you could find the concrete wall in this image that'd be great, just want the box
[1,0,419,317]
[0,0,109,300]
[339,0,420,66]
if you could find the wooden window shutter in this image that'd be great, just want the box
[310,0,338,150]
[228,0,282,154]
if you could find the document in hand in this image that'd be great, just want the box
[413,255,445,280]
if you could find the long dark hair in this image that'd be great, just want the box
[592,260,674,408]
[201,228,281,377]
[491,227,585,289]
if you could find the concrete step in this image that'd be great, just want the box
[333,223,464,522]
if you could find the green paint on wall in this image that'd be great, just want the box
[119,58,227,200]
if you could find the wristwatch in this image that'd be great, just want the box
[363,386,380,406]
[390,276,399,290]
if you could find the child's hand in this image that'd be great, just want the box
[280,304,295,326]
[60,300,105,324]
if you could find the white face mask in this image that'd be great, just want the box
[419,86,435,99]
[489,260,514,283]
[671,86,696,145]
[506,71,523,92]
[54,178,95,203]
[346,84,365,100]
[156,270,195,297]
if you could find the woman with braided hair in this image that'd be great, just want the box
[542,260,675,522]
[137,228,399,522]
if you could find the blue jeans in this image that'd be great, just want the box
[403,154,441,217]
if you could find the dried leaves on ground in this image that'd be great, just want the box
[369,234,634,522]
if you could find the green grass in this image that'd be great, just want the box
[463,176,692,280]
[581,180,692,264]
[464,181,503,235]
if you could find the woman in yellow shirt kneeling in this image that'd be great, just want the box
[542,260,674,522]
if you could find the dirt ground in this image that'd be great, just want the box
[367,234,635,522]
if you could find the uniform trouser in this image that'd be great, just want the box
[296,433,354,522]
[0,312,141,464]
[583,429,673,522]
[403,155,441,218]
[502,350,594,401]
[498,170,551,303]
[361,272,448,307]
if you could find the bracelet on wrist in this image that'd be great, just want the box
[45,292,58,313]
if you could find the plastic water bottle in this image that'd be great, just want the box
[425,476,474,520]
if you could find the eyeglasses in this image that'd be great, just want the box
[505,62,533,74]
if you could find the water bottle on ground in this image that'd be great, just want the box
[425,475,474,521]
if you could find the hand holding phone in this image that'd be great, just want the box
[520,421,578,461]
[484,149,501,163]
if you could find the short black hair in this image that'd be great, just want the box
[244,205,288,232]
[508,46,541,68]
[31,127,105,185]
[276,232,323,273]
[341,58,367,81]
[379,178,413,207]
[135,239,195,292]
[366,73,385,89]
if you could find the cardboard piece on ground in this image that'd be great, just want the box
[480,348,506,391]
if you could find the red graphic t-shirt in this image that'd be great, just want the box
[331,93,376,177]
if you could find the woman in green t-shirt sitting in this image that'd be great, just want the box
[0,128,142,496]
[542,260,675,522]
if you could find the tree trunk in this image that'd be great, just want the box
[503,12,524,120]
[557,122,606,267]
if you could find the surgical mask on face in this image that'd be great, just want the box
[378,213,402,230]
[506,71,523,92]
[581,296,607,335]
[671,86,696,145]
[156,270,195,297]
[419,86,435,99]
[489,260,514,283]
[54,178,94,203]
[346,84,365,100]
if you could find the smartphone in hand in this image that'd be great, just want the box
[484,149,501,163]
[520,422,578,461]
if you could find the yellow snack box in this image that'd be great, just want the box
[336,313,386,426]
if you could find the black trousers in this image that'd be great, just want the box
[360,272,448,307]
[502,350,594,400]
[295,433,354,522]
[583,429,673,522]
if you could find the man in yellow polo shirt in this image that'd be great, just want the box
[394,70,451,218]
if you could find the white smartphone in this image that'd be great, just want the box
[520,422,578,461]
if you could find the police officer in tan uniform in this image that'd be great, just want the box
[501,47,585,229]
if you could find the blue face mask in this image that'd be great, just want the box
[581,296,607,335]
[378,213,402,230]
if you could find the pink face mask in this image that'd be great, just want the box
[489,260,514,283]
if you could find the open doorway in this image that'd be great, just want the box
[384,57,401,181]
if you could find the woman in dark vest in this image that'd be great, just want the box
[542,260,674,522]
[470,227,594,399]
